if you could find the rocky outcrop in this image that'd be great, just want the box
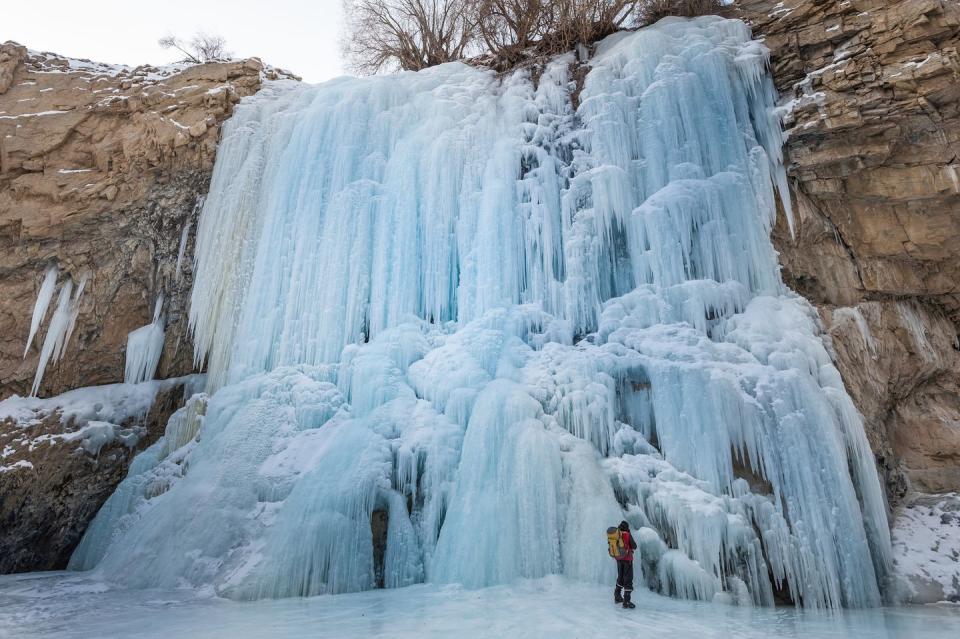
[0,43,293,399]
[736,0,960,500]
[0,377,197,572]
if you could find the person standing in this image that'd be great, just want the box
[612,520,637,609]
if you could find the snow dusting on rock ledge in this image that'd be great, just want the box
[22,47,300,84]
[0,375,203,573]
[0,375,204,463]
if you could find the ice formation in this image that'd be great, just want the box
[175,220,191,280]
[23,263,58,358]
[28,270,89,397]
[124,295,166,385]
[832,306,877,357]
[73,17,892,608]
[175,197,201,280]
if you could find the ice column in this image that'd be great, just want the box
[23,263,59,358]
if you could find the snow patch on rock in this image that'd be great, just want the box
[893,493,960,603]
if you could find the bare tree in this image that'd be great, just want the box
[340,0,721,74]
[342,0,478,74]
[543,0,642,52]
[159,32,233,64]
[468,0,642,65]
[190,33,232,61]
[473,0,546,63]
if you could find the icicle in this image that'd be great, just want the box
[30,272,88,397]
[124,295,166,384]
[61,272,89,359]
[896,300,936,360]
[832,306,877,356]
[175,220,192,281]
[23,263,59,358]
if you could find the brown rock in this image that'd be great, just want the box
[0,47,298,575]
[737,0,960,500]
[0,42,27,94]
[0,44,270,399]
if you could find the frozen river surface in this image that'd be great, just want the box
[1,573,958,639]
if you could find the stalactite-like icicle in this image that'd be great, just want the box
[74,17,891,609]
[23,263,59,358]
[175,220,192,281]
[30,271,88,397]
[124,295,166,385]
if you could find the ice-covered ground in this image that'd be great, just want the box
[0,573,957,639]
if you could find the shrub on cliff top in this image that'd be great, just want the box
[158,32,233,64]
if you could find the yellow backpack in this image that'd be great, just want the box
[607,526,627,559]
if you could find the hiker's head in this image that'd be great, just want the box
[618,520,629,532]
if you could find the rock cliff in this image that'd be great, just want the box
[736,0,960,499]
[0,42,291,397]
[0,378,197,572]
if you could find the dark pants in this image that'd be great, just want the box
[616,560,634,600]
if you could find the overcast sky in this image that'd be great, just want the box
[4,0,347,83]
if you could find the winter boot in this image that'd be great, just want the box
[614,587,623,604]
[622,591,635,609]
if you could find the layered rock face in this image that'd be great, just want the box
[0,42,286,397]
[737,0,960,499]
[0,43,292,572]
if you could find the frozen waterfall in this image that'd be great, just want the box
[70,17,892,609]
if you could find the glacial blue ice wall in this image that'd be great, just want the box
[71,17,892,608]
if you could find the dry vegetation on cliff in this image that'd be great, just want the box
[341,0,723,73]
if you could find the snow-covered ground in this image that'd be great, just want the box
[0,573,957,639]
